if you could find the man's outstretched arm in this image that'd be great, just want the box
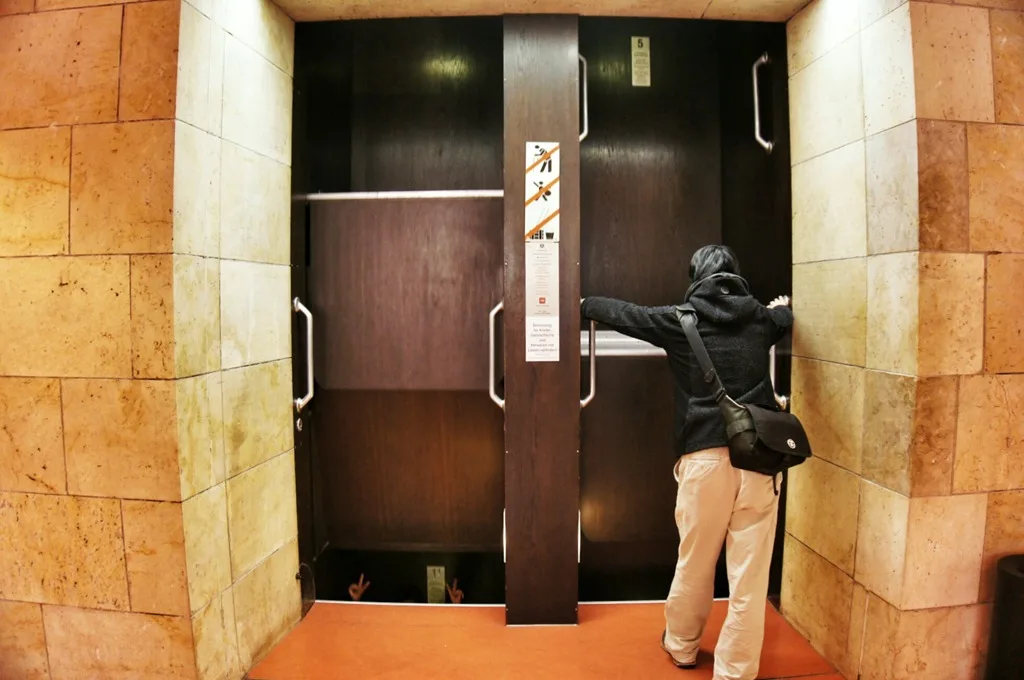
[581,297,679,348]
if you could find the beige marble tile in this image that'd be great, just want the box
[840,583,869,680]
[780,534,855,669]
[792,141,867,263]
[177,3,226,135]
[43,607,196,680]
[967,123,1024,253]
[917,120,969,252]
[789,34,864,165]
[791,358,864,474]
[0,378,66,494]
[219,0,295,76]
[981,491,1024,602]
[192,589,241,680]
[119,1,180,122]
[36,0,149,9]
[909,377,957,497]
[902,494,987,610]
[222,35,293,166]
[911,2,995,123]
[0,601,49,680]
[792,259,867,366]
[62,379,181,501]
[123,501,190,617]
[183,483,232,614]
[917,253,985,376]
[70,121,175,255]
[862,370,915,496]
[986,254,1024,374]
[0,7,121,129]
[954,374,1024,493]
[861,597,989,680]
[703,0,808,22]
[220,140,291,265]
[855,480,909,607]
[0,492,128,609]
[174,255,221,377]
[786,0,860,75]
[173,121,221,258]
[233,539,302,670]
[860,0,906,28]
[862,2,916,135]
[227,451,298,580]
[131,255,175,379]
[0,127,71,256]
[866,121,918,254]
[220,260,291,369]
[786,456,860,575]
[222,361,293,478]
[992,10,1024,125]
[178,372,226,500]
[0,256,132,378]
[866,253,918,374]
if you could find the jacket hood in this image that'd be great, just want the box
[683,273,759,326]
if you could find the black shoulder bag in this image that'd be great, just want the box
[675,304,811,492]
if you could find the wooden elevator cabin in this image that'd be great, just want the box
[290,12,792,625]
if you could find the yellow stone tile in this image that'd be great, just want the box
[222,361,293,477]
[792,140,867,263]
[787,0,860,75]
[232,539,301,670]
[62,379,181,501]
[860,0,906,29]
[222,35,293,165]
[0,256,132,378]
[131,255,175,379]
[173,120,221,258]
[986,254,1024,374]
[992,9,1024,125]
[192,589,241,680]
[177,2,226,135]
[174,255,221,377]
[178,372,226,500]
[220,140,291,265]
[861,3,915,135]
[917,120,969,252]
[967,123,1024,253]
[227,451,298,580]
[0,7,120,129]
[908,377,957,498]
[0,601,49,680]
[911,2,995,123]
[866,253,918,374]
[0,127,70,256]
[119,0,181,121]
[792,259,867,366]
[70,121,175,255]
[0,378,66,495]
[862,370,915,496]
[791,358,864,474]
[122,500,190,616]
[981,491,1024,602]
[866,121,918,254]
[219,0,295,76]
[954,374,1024,493]
[182,483,232,614]
[0,492,128,610]
[855,480,909,607]
[220,260,291,369]
[42,606,196,680]
[785,456,860,574]
[917,253,984,376]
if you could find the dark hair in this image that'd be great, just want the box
[688,245,741,282]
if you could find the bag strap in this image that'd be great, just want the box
[675,304,729,403]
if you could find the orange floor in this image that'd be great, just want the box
[250,601,838,680]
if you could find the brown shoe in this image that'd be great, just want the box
[661,631,697,670]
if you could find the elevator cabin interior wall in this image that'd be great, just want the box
[290,17,792,604]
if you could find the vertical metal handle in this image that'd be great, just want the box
[581,318,596,408]
[753,53,773,154]
[489,301,504,410]
[770,345,788,410]
[579,54,589,143]
[293,297,314,413]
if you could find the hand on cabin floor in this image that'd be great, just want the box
[768,295,790,309]
[348,573,370,601]
[447,578,464,604]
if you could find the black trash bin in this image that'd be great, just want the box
[987,554,1024,680]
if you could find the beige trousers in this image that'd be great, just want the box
[663,448,780,680]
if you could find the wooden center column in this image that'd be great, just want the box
[502,15,582,625]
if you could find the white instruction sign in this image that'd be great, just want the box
[525,241,560,363]
[525,142,560,243]
[631,37,651,87]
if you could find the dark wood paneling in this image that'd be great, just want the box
[503,15,581,625]
[349,18,503,191]
[315,390,504,552]
[578,19,721,560]
[309,198,503,391]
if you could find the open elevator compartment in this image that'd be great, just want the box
[576,17,792,602]
[290,17,508,604]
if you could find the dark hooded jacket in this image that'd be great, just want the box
[581,273,793,458]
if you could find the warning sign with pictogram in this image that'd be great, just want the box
[525,142,560,242]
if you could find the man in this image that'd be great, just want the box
[581,245,793,680]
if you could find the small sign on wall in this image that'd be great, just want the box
[525,141,561,363]
[632,36,651,87]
